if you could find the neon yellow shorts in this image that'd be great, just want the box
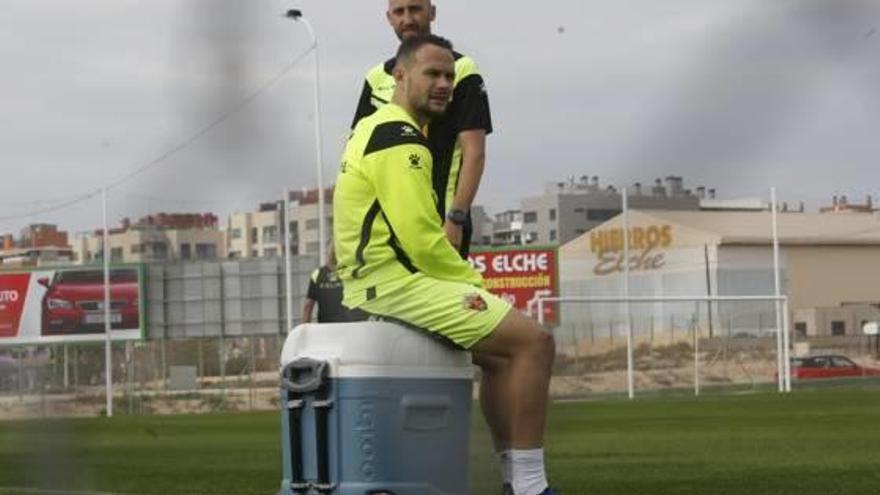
[350,273,512,349]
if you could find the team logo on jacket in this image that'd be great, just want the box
[408,154,422,169]
[463,293,488,312]
[401,125,419,137]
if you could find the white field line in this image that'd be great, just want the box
[0,487,129,495]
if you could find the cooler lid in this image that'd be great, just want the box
[280,322,473,380]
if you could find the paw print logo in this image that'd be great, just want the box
[408,154,422,169]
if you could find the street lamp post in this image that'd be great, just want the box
[102,187,113,417]
[285,9,326,266]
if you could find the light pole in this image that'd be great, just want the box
[285,9,326,266]
[102,187,113,417]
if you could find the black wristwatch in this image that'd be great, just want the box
[446,209,468,226]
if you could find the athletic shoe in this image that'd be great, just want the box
[502,485,560,495]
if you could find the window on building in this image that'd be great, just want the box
[288,221,298,237]
[587,209,620,221]
[549,209,556,221]
[228,251,241,259]
[230,228,242,240]
[110,247,123,262]
[180,243,191,260]
[130,244,143,254]
[306,241,320,253]
[150,242,168,261]
[795,322,807,337]
[195,243,217,260]
[523,212,538,223]
[250,227,258,243]
[264,247,278,257]
[262,226,278,243]
[306,219,319,231]
[251,250,258,257]
[831,320,846,336]
[549,230,557,242]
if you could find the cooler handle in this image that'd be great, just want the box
[313,398,335,492]
[281,358,329,393]
[287,397,308,493]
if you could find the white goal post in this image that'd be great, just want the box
[528,294,792,397]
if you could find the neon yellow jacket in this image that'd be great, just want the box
[333,103,483,308]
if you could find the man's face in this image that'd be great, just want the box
[400,44,455,119]
[386,0,435,41]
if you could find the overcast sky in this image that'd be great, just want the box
[2,0,880,235]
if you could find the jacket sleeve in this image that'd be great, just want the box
[351,80,376,129]
[368,143,483,286]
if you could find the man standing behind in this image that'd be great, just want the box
[352,0,490,257]
[301,244,348,323]
[335,35,557,495]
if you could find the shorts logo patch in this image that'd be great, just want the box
[463,293,488,312]
[408,154,422,169]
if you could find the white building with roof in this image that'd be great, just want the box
[559,210,880,338]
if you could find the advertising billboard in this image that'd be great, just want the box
[0,266,144,345]
[469,246,558,325]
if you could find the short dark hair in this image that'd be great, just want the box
[395,34,454,68]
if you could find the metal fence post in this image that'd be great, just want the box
[537,298,545,326]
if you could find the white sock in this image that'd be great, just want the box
[510,448,548,495]
[497,450,513,484]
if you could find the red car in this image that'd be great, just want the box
[788,355,880,380]
[39,269,140,335]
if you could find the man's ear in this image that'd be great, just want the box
[429,4,436,22]
[392,64,405,83]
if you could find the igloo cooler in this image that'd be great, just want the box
[278,322,474,495]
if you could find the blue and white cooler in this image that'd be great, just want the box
[279,322,474,495]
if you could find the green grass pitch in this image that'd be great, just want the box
[2,388,880,494]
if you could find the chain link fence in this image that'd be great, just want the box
[5,322,880,420]
[547,299,880,399]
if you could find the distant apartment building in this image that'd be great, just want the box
[820,195,876,214]
[700,198,806,213]
[73,213,225,264]
[469,205,494,247]
[521,176,705,246]
[227,187,333,259]
[0,224,74,267]
[491,210,524,246]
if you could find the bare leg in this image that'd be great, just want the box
[471,309,555,448]
[473,353,512,452]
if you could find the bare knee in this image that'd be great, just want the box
[512,325,554,363]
